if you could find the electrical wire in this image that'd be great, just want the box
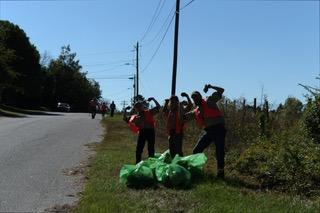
[89,77,133,80]
[82,59,132,67]
[141,12,175,74]
[141,3,176,47]
[79,50,132,56]
[180,0,196,10]
[140,0,167,42]
[87,64,132,75]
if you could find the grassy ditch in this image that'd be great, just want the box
[75,115,320,212]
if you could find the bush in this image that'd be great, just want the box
[303,95,320,143]
[234,131,320,196]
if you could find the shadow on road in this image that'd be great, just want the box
[0,104,63,117]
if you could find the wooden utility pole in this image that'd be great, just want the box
[171,0,180,95]
[136,42,139,98]
[122,100,127,110]
[133,75,136,102]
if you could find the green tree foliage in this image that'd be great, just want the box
[0,45,18,102]
[277,97,303,129]
[43,45,101,111]
[300,75,320,143]
[303,95,320,143]
[0,20,42,107]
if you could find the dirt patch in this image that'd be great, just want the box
[62,161,88,177]
[45,204,74,213]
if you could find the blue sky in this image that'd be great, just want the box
[1,0,319,108]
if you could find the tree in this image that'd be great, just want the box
[0,20,42,107]
[299,75,320,98]
[44,45,101,111]
[0,45,18,103]
[282,97,303,124]
[300,75,320,143]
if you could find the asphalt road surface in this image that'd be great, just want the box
[0,113,103,212]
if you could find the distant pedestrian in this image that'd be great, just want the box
[163,93,192,158]
[184,84,226,179]
[101,102,108,118]
[110,101,116,117]
[123,97,160,164]
[89,98,98,119]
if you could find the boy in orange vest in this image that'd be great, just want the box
[185,84,226,179]
[123,97,160,164]
[163,93,192,158]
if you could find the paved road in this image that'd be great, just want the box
[0,113,103,212]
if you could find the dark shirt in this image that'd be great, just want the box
[110,103,116,110]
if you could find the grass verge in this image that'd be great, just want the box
[0,104,55,115]
[0,107,25,117]
[75,115,320,213]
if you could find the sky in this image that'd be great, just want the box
[0,0,319,108]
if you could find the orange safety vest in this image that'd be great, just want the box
[194,99,222,128]
[89,100,96,107]
[143,110,156,128]
[128,115,140,134]
[166,110,184,134]
[128,110,156,134]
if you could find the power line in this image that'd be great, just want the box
[79,50,131,56]
[180,0,196,10]
[141,13,175,74]
[82,59,132,67]
[86,63,132,75]
[142,3,176,47]
[89,77,133,80]
[140,0,167,42]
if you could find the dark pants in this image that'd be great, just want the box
[136,128,155,164]
[193,124,226,172]
[110,109,115,117]
[90,106,96,119]
[168,132,183,158]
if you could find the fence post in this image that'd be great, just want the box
[242,99,246,124]
[224,100,228,115]
[265,99,269,122]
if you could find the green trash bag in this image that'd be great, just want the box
[154,153,162,159]
[155,162,168,182]
[119,165,136,184]
[172,153,208,179]
[126,165,155,188]
[158,164,191,188]
[157,150,172,164]
[136,157,158,172]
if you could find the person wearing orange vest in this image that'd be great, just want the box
[89,98,98,119]
[163,93,192,158]
[185,84,226,179]
[123,97,160,164]
[101,102,108,118]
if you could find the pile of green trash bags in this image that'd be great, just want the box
[119,150,207,188]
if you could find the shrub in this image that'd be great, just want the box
[234,131,320,196]
[303,95,320,143]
